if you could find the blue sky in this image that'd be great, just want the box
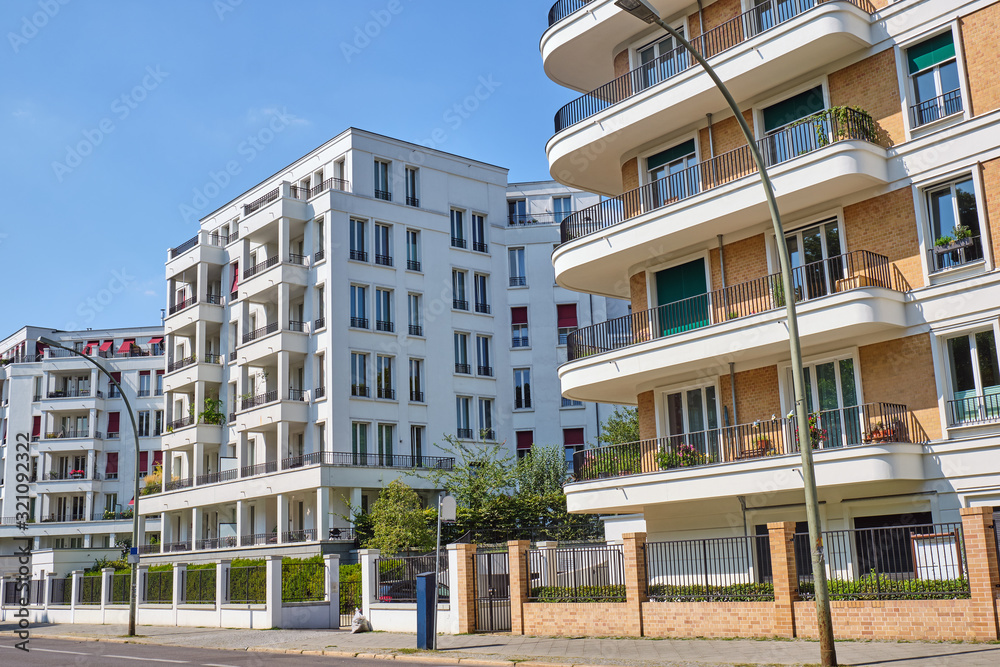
[0,0,573,336]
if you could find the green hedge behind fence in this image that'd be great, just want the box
[185,564,216,604]
[648,582,775,602]
[78,575,101,605]
[800,574,971,601]
[529,584,626,603]
[340,563,362,615]
[145,568,172,604]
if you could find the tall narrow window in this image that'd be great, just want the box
[409,358,424,402]
[454,333,470,374]
[927,176,983,272]
[138,371,151,397]
[410,425,424,462]
[563,428,585,472]
[405,167,419,206]
[352,422,369,459]
[452,270,468,310]
[349,219,367,261]
[407,293,422,336]
[474,274,490,314]
[908,31,962,127]
[351,352,369,397]
[374,224,392,266]
[783,218,843,300]
[507,199,526,225]
[646,139,698,206]
[450,210,466,248]
[472,214,488,252]
[557,304,578,345]
[350,285,368,328]
[946,330,1000,425]
[553,196,572,224]
[456,397,472,439]
[511,307,529,347]
[508,248,526,286]
[477,336,493,377]
[516,431,533,459]
[377,423,394,461]
[479,398,494,440]
[374,160,391,201]
[636,30,688,90]
[514,368,532,409]
[376,355,394,399]
[406,229,421,271]
[375,288,393,332]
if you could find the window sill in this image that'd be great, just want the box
[928,259,987,286]
[560,404,585,410]
[908,110,966,138]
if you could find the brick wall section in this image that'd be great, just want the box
[981,157,1000,267]
[642,601,776,638]
[842,187,923,290]
[614,48,630,78]
[452,543,476,633]
[507,540,530,635]
[709,234,769,291]
[630,271,647,313]
[718,365,782,426]
[521,602,633,636]
[960,2,1000,117]
[793,598,984,641]
[622,157,639,191]
[768,522,798,638]
[858,333,941,441]
[638,390,656,442]
[699,110,754,158]
[689,0,743,37]
[959,507,1000,639]
[829,49,903,146]
[622,533,647,636]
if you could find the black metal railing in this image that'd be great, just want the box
[547,0,592,27]
[169,295,197,314]
[329,526,357,541]
[229,351,237,362]
[512,336,529,348]
[554,0,870,133]
[240,390,277,411]
[243,187,279,215]
[281,451,453,470]
[46,388,100,399]
[308,177,350,197]
[477,365,494,377]
[43,470,101,481]
[162,541,192,553]
[205,293,222,305]
[349,249,368,262]
[314,248,325,263]
[376,320,394,333]
[227,565,266,603]
[243,255,279,279]
[473,241,488,253]
[375,555,449,603]
[184,568,216,604]
[451,236,467,249]
[911,88,963,128]
[457,428,474,439]
[196,469,238,485]
[351,384,370,397]
[282,561,325,602]
[167,355,196,372]
[242,321,278,343]
[43,430,91,440]
[375,189,392,201]
[288,253,307,266]
[288,320,306,333]
[376,387,396,400]
[170,235,199,258]
[137,544,160,555]
[239,533,273,547]
[929,235,984,273]
[282,529,317,544]
[350,316,369,329]
[646,535,774,601]
[164,477,193,492]
[286,388,304,401]
[948,392,1000,426]
[572,402,916,482]
[241,460,278,477]
[560,107,881,244]
[226,230,240,244]
[406,196,420,207]
[455,363,471,374]
[527,545,626,601]
[168,415,194,430]
[453,299,468,310]
[475,302,491,314]
[315,386,326,399]
[410,390,424,402]
[569,250,893,361]
[408,324,423,336]
[375,253,393,266]
[145,570,172,604]
[798,522,969,600]
[510,276,527,287]
[314,316,326,330]
[508,212,565,226]
[407,259,421,271]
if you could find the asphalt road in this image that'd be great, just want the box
[0,637,446,666]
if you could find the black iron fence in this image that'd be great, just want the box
[374,554,449,603]
[50,576,72,605]
[646,535,774,601]
[184,567,216,604]
[228,565,266,604]
[947,392,1000,426]
[527,544,625,602]
[340,579,362,626]
[243,187,279,215]
[911,88,963,128]
[282,561,325,602]
[145,570,172,603]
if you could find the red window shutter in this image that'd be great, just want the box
[516,431,533,450]
[107,412,120,434]
[563,428,585,446]
[156,370,164,376]
[557,304,578,328]
[32,416,41,437]
[152,451,163,467]
[139,371,150,377]
[106,453,118,475]
[84,340,99,355]
[139,451,149,474]
[511,307,528,325]
[231,262,239,292]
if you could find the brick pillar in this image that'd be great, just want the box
[767,521,798,639]
[622,532,647,637]
[960,507,1000,640]
[508,540,530,636]
[449,543,476,634]
[640,438,659,473]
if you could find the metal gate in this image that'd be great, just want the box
[474,550,511,632]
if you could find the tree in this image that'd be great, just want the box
[363,479,435,555]
[597,406,639,446]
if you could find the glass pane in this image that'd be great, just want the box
[706,387,718,430]
[929,188,955,239]
[939,60,960,94]
[975,331,1000,388]
[955,178,980,236]
[838,359,858,407]
[948,336,975,393]
[815,362,839,411]
[686,389,705,433]
[802,228,824,264]
[667,393,684,436]
[914,69,938,104]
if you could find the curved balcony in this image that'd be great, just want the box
[553,108,888,297]
[559,251,906,403]
[546,0,874,193]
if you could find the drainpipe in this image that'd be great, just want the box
[590,293,601,443]
[729,362,738,426]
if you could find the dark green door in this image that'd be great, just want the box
[655,259,709,336]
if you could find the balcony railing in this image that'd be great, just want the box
[289,388,306,401]
[164,477,193,492]
[475,302,491,314]
[510,276,527,287]
[240,390,277,411]
[46,389,101,399]
[308,177,350,197]
[508,212,566,226]
[375,189,392,201]
[473,241,488,253]
[410,390,424,402]
[512,336,529,348]
[314,316,326,330]
[911,88,963,128]
[242,322,278,343]
[282,529,317,543]
[451,237,467,249]
[169,295,197,314]
[929,235,984,273]
[948,393,1000,427]
[351,384,370,398]
[288,253,307,266]
[567,250,894,362]
[197,536,238,550]
[376,320,395,333]
[547,0,594,26]
[314,248,325,263]
[453,299,468,311]
[167,415,194,431]
[328,527,357,541]
[455,363,471,375]
[240,533,273,547]
[554,0,871,133]
[408,324,423,337]
[167,355,196,373]
[170,235,199,259]
[376,387,396,400]
[196,469,238,485]
[406,196,419,207]
[457,428,474,439]
[205,293,222,305]
[561,107,881,244]
[407,259,421,271]
[477,365,494,377]
[137,544,160,555]
[280,450,454,470]
[349,249,368,262]
[314,386,325,399]
[350,316,369,329]
[375,254,393,267]
[572,402,917,482]
[44,430,91,439]
[40,513,86,522]
[288,320,306,333]
[42,471,101,481]
[243,187,279,215]
[243,255,279,279]
[241,460,278,477]
[162,541,192,553]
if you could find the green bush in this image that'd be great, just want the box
[648,582,775,602]
[228,561,266,603]
[78,574,102,605]
[530,584,626,603]
[52,577,73,605]
[340,563,362,615]
[282,555,325,602]
[145,569,172,603]
[184,565,216,603]
[800,572,970,600]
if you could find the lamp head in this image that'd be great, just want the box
[37,336,58,347]
[614,0,661,23]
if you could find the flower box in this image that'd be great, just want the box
[933,237,974,255]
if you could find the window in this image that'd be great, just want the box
[155,370,164,395]
[349,219,367,261]
[450,209,466,248]
[511,307,529,347]
[409,358,424,402]
[926,176,983,272]
[663,384,719,454]
[406,229,421,271]
[516,431,533,460]
[352,422,369,458]
[907,31,962,128]
[761,86,826,164]
[154,410,164,436]
[376,355,395,399]
[314,216,325,262]
[474,274,490,314]
[374,224,392,266]
[553,196,572,224]
[562,396,583,408]
[138,371,151,397]
[405,167,419,206]
[410,425,424,462]
[350,285,368,328]
[507,199,526,225]
[138,411,150,437]
[374,160,391,201]
[783,218,844,300]
[508,248,526,286]
[637,30,689,90]
[946,329,1000,425]
[454,333,470,374]
[476,335,493,376]
[646,139,698,205]
[557,304,578,344]
[375,288,393,332]
[563,428,585,471]
[514,368,532,409]
[407,293,422,336]
[472,214,488,252]
[456,397,472,438]
[351,352,369,397]
[479,398,495,440]
[785,355,860,448]
[377,423,394,461]
[452,270,468,310]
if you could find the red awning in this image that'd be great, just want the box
[139,451,149,473]
[107,412,120,433]
[106,452,118,475]
[118,339,134,353]
[139,370,150,376]
[83,340,99,355]
[128,496,134,506]
[511,306,528,325]
[32,416,41,438]
[557,304,578,328]
[230,261,239,292]
[98,341,113,352]
[563,428,585,446]
[149,337,163,345]
[36,342,47,356]
[516,431,533,450]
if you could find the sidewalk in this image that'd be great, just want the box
[8,622,1000,667]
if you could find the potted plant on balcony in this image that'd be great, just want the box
[70,469,85,479]
[198,396,226,425]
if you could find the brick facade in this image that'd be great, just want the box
[858,333,941,441]
[614,48,630,78]
[843,187,923,290]
[688,0,743,38]
[452,543,476,634]
[637,390,656,441]
[981,156,1000,267]
[699,110,754,159]
[829,48,904,146]
[709,233,769,292]
[960,2,1000,118]
[718,365,782,426]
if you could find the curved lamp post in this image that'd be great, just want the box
[38,336,142,637]
[611,2,835,664]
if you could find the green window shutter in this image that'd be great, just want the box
[647,139,696,171]
[907,32,955,74]
[762,86,825,133]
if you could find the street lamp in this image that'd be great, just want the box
[38,336,143,637]
[612,2,836,664]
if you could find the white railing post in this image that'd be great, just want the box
[172,563,185,624]
[265,555,282,628]
[324,553,340,629]
[216,560,228,628]
[359,548,380,620]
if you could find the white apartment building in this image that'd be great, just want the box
[0,326,164,562]
[543,0,1000,540]
[142,129,621,560]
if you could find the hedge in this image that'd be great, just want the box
[282,555,325,602]
[801,573,971,600]
[145,569,172,603]
[648,582,775,602]
[529,584,626,603]
[341,563,362,615]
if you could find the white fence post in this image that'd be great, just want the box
[324,553,340,629]
[359,548,380,620]
[172,563,186,625]
[70,570,81,623]
[136,565,149,605]
[216,560,229,628]
[265,554,282,629]
[44,572,56,612]
[100,568,113,621]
